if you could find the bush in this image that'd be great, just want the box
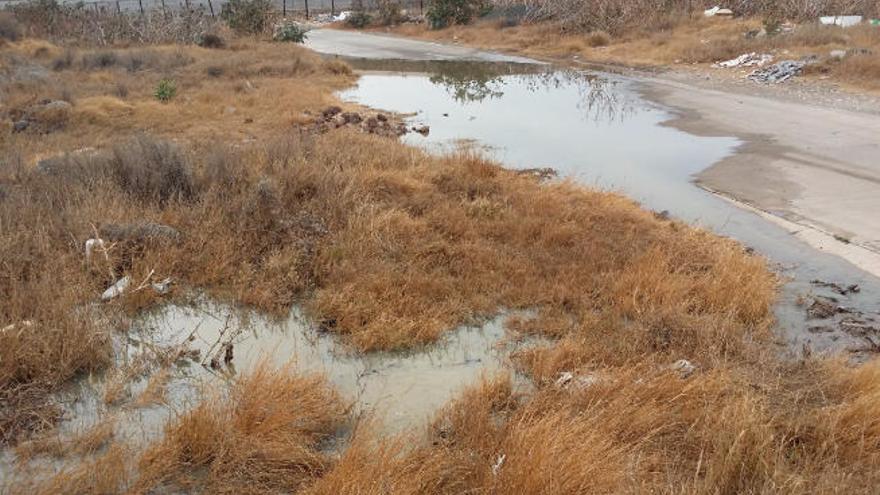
[220,0,271,34]
[106,135,194,204]
[0,12,23,41]
[197,33,225,48]
[346,11,372,28]
[377,0,403,25]
[273,22,308,43]
[154,79,177,102]
[426,0,490,29]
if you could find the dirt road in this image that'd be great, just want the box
[307,28,880,278]
[639,75,880,277]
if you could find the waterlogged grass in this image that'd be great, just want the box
[1,34,880,493]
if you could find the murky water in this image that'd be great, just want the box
[336,57,880,356]
[1,298,528,472]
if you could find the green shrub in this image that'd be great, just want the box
[426,0,490,29]
[377,0,403,25]
[220,0,272,34]
[273,22,308,43]
[346,11,372,29]
[154,79,177,102]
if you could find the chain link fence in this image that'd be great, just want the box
[1,0,427,17]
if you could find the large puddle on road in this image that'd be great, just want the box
[336,57,880,356]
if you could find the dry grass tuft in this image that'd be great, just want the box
[135,363,348,493]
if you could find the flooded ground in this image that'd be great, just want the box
[1,297,533,477]
[334,56,880,358]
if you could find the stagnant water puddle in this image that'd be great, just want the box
[334,56,880,357]
[1,298,534,476]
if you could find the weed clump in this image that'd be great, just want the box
[136,363,347,493]
[273,22,308,43]
[153,78,177,102]
[197,32,225,48]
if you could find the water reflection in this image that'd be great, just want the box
[339,57,633,121]
[339,61,880,357]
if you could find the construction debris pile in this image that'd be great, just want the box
[748,60,808,83]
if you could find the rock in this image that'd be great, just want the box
[414,125,430,136]
[27,100,72,133]
[376,113,388,122]
[322,106,343,119]
[341,111,362,124]
[12,120,30,133]
[830,49,848,59]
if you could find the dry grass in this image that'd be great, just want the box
[0,38,354,442]
[135,363,348,493]
[387,17,880,91]
[2,23,880,494]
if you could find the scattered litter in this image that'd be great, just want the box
[830,49,848,59]
[1,320,33,336]
[101,275,131,301]
[748,60,806,84]
[871,19,879,26]
[820,15,863,28]
[84,238,106,261]
[555,371,574,387]
[704,6,733,17]
[554,371,600,389]
[334,10,352,22]
[491,454,506,476]
[671,359,696,378]
[151,278,173,295]
[714,52,773,69]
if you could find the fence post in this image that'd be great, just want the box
[138,0,144,15]
[331,0,334,17]
[208,0,215,17]
[92,2,99,14]
[304,0,309,19]
[116,0,121,14]
[283,0,286,17]
[420,0,423,15]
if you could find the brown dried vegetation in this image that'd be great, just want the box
[2,14,880,495]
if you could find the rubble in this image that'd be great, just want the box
[312,106,412,138]
[714,53,773,69]
[748,60,807,84]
